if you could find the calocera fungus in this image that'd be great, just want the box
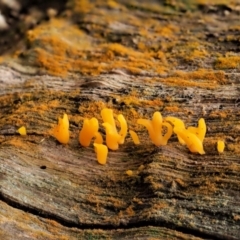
[165,117,206,154]
[161,122,173,146]
[43,109,210,165]
[174,128,205,154]
[101,108,128,150]
[79,117,99,147]
[126,170,133,176]
[102,122,121,150]
[164,116,185,144]
[18,126,27,136]
[164,116,185,129]
[117,114,128,144]
[187,118,206,142]
[129,130,140,144]
[93,143,108,165]
[137,112,173,146]
[217,140,225,153]
[94,132,103,144]
[53,113,70,144]
[101,108,117,132]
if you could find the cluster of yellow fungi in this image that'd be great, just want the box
[17,108,225,165]
[52,108,209,165]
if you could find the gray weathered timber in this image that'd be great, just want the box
[0,0,240,239]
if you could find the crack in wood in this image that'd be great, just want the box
[0,190,231,240]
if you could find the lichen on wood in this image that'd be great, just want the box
[0,0,240,239]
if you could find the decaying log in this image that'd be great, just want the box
[0,0,240,239]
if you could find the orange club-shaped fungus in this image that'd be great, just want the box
[187,118,206,143]
[164,116,186,144]
[79,117,100,147]
[137,112,173,146]
[93,143,108,165]
[101,108,128,150]
[117,114,128,144]
[174,128,205,154]
[52,113,70,144]
[94,131,103,144]
[18,126,27,136]
[102,122,121,150]
[101,108,117,132]
[51,109,209,165]
[165,116,206,154]
[217,140,225,153]
[129,130,140,145]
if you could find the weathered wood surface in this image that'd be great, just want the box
[1,0,240,239]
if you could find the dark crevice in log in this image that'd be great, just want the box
[0,191,229,240]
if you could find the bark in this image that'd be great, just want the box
[0,0,240,239]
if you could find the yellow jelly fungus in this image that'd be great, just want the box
[164,116,185,145]
[187,118,206,142]
[197,118,206,142]
[117,114,128,144]
[102,122,121,150]
[126,170,133,176]
[101,108,117,132]
[52,113,70,144]
[164,116,185,129]
[187,126,197,136]
[94,132,103,144]
[161,122,173,146]
[137,118,156,143]
[129,130,140,144]
[137,112,173,146]
[152,111,163,133]
[174,128,205,154]
[217,140,225,153]
[101,108,128,148]
[93,143,108,165]
[79,117,99,147]
[18,126,27,136]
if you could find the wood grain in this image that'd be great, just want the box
[0,0,240,239]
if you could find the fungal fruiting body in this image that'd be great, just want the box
[137,112,173,146]
[174,128,205,154]
[117,114,128,144]
[137,118,153,139]
[53,113,70,144]
[101,108,117,132]
[161,122,173,145]
[164,117,185,129]
[164,116,185,144]
[101,108,128,150]
[129,130,140,144]
[93,143,108,165]
[47,110,208,165]
[217,140,225,153]
[187,118,206,142]
[197,118,207,142]
[137,112,161,146]
[126,170,133,176]
[18,126,27,136]
[152,111,163,133]
[79,117,99,147]
[94,132,103,144]
[102,122,121,150]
